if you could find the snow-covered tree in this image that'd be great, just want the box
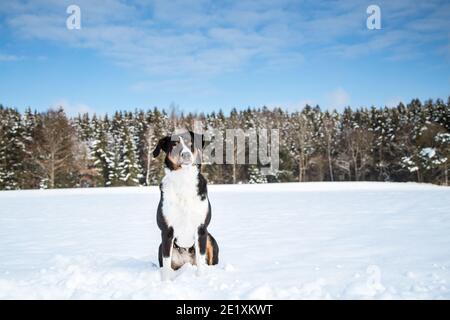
[434,132,450,185]
[0,107,26,189]
[32,108,77,189]
[248,165,267,184]
[117,124,142,186]
[88,115,114,186]
[1,96,449,190]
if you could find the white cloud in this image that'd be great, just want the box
[263,99,316,113]
[0,53,48,62]
[327,87,350,109]
[385,97,403,108]
[51,99,94,117]
[3,0,306,77]
[0,53,22,61]
[1,0,448,77]
[129,78,217,96]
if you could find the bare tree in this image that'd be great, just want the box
[321,114,337,181]
[144,126,154,186]
[32,108,76,188]
[342,127,373,181]
[291,112,314,182]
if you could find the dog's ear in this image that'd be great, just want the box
[189,131,205,149]
[153,136,171,158]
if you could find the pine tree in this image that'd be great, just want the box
[203,109,226,184]
[118,124,142,185]
[88,115,113,186]
[434,132,449,185]
[0,107,27,190]
[145,108,169,185]
[1,96,449,189]
[248,165,267,184]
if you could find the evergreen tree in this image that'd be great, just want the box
[248,165,267,184]
[118,124,142,185]
[89,115,114,186]
[145,108,169,185]
[1,96,449,190]
[0,107,26,190]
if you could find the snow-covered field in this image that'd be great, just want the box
[0,182,449,299]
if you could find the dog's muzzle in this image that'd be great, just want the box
[181,151,192,163]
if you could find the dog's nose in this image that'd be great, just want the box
[181,152,191,161]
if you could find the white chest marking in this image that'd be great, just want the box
[161,166,208,248]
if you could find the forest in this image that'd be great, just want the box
[0,97,449,190]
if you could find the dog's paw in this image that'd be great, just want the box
[196,264,207,277]
[161,267,174,281]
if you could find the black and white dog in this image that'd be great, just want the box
[153,130,219,280]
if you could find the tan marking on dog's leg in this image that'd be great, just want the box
[206,236,214,265]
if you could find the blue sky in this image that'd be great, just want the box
[0,0,449,115]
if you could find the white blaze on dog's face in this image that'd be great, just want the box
[152,131,203,171]
[177,136,194,167]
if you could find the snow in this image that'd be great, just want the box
[420,147,436,158]
[0,182,449,299]
[435,133,450,143]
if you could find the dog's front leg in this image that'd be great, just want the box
[195,225,208,276]
[161,227,174,281]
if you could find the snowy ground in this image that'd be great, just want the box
[0,182,449,299]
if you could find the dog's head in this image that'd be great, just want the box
[152,130,204,170]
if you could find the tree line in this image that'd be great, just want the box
[0,97,449,190]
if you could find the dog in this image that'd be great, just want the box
[152,129,219,280]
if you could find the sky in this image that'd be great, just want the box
[0,0,449,116]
